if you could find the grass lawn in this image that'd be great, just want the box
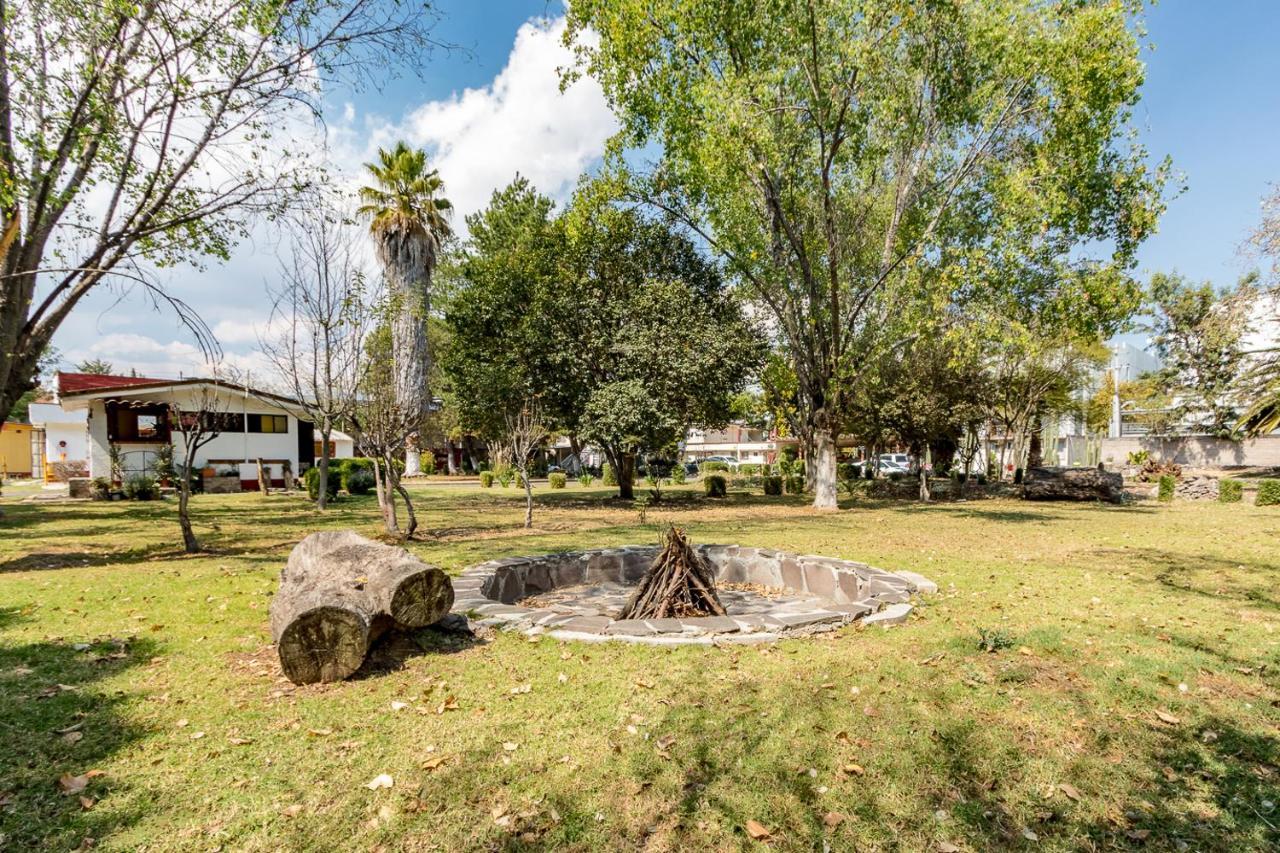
[1,482,1278,851]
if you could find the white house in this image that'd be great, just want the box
[27,400,89,477]
[53,372,354,489]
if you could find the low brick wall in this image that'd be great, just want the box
[203,475,241,494]
[1100,435,1280,469]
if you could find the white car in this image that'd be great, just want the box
[699,455,740,469]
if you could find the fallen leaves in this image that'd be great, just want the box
[281,804,304,818]
[57,770,104,795]
[745,819,772,841]
[420,755,448,771]
[502,742,519,752]
[822,811,847,828]
[1058,782,1082,802]
[841,763,866,777]
[1154,710,1180,726]
[365,774,394,791]
[509,683,532,695]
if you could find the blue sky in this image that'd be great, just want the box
[48,0,1280,378]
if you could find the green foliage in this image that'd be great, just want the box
[91,477,112,500]
[304,467,340,502]
[345,469,375,496]
[515,471,526,489]
[479,471,495,488]
[497,470,514,488]
[1217,479,1242,504]
[577,472,594,487]
[701,461,729,473]
[977,629,1016,653]
[633,493,652,523]
[1126,450,1150,466]
[151,444,177,482]
[784,475,805,495]
[549,472,567,489]
[420,453,436,476]
[888,471,903,483]
[762,475,782,496]
[1256,479,1280,507]
[123,475,159,501]
[337,458,375,490]
[669,465,685,485]
[738,463,761,476]
[602,463,617,486]
[703,474,726,498]
[1157,474,1176,503]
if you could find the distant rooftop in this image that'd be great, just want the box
[56,371,170,396]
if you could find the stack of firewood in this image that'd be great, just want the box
[619,526,727,620]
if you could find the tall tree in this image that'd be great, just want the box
[75,359,114,375]
[260,206,373,510]
[0,0,440,427]
[566,0,1168,509]
[358,142,453,477]
[1148,272,1252,437]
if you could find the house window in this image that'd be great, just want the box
[247,414,288,433]
[178,411,245,433]
[106,402,170,443]
[314,440,337,457]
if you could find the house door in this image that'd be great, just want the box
[297,420,315,468]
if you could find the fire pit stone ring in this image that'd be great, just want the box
[449,545,937,645]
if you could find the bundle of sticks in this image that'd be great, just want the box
[619,526,727,620]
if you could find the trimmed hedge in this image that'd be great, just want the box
[738,463,761,475]
[784,475,805,495]
[602,462,617,486]
[704,474,727,497]
[479,471,495,488]
[670,465,686,485]
[304,466,341,501]
[346,468,375,495]
[702,461,730,473]
[1218,479,1242,503]
[1157,474,1176,502]
[1257,479,1280,507]
[762,475,782,496]
[549,472,567,489]
[336,457,374,491]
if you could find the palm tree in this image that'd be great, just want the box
[358,142,452,476]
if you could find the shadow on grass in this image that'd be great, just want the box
[0,616,158,849]
[1095,546,1280,613]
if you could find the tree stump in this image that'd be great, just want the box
[269,530,454,684]
[1022,466,1124,504]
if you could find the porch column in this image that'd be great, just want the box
[87,401,110,480]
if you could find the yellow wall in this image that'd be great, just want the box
[0,423,33,476]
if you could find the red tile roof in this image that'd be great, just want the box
[56,371,170,396]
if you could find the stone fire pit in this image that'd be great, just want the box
[449,545,937,645]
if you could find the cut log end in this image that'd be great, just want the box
[276,606,370,685]
[389,570,455,628]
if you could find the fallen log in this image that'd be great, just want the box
[1022,466,1124,504]
[269,530,454,684]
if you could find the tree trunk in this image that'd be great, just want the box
[405,435,422,477]
[811,428,838,510]
[804,441,817,493]
[445,438,458,475]
[521,464,534,528]
[1023,466,1124,504]
[372,458,400,537]
[568,434,583,474]
[177,468,199,553]
[918,445,931,502]
[317,429,331,510]
[256,458,270,495]
[393,479,418,538]
[617,452,636,500]
[269,530,454,684]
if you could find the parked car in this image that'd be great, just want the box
[700,455,741,469]
[683,461,700,476]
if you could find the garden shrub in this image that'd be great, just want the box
[123,475,159,501]
[91,477,112,500]
[762,475,782,496]
[738,463,761,476]
[549,472,567,489]
[1257,479,1280,506]
[479,471,495,488]
[1217,479,1242,503]
[337,457,374,490]
[419,453,436,476]
[670,465,686,485]
[345,468,375,496]
[304,466,341,501]
[1157,474,1176,502]
[794,460,805,478]
[514,471,526,489]
[1013,467,1023,485]
[702,461,730,473]
[577,472,593,487]
[497,470,513,488]
[975,473,987,485]
[838,463,861,481]
[602,462,617,486]
[888,471,903,482]
[784,475,805,495]
[704,474,727,497]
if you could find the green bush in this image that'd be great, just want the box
[497,470,514,488]
[345,468,375,495]
[577,472,593,487]
[602,462,617,486]
[784,475,805,495]
[419,453,436,476]
[304,466,341,501]
[703,474,727,497]
[762,475,782,496]
[479,471,495,488]
[888,471,903,482]
[702,461,730,473]
[123,475,159,501]
[549,472,567,489]
[336,457,375,490]
[976,473,987,485]
[794,459,806,478]
[738,463,761,476]
[514,470,526,489]
[1217,479,1242,503]
[1257,479,1280,507]
[838,463,861,481]
[670,465,686,485]
[1157,474,1176,502]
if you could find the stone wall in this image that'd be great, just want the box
[1100,435,1280,469]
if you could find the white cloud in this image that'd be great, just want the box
[48,14,616,380]
[334,16,617,224]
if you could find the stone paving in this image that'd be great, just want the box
[449,544,937,645]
